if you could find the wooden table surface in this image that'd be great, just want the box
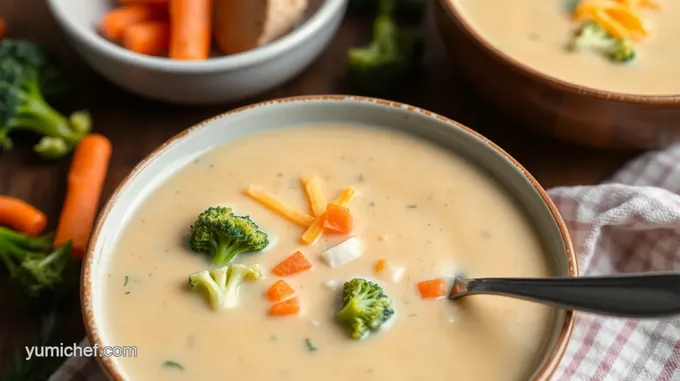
[0,0,640,372]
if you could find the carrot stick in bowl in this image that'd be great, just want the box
[0,17,7,41]
[100,4,167,41]
[0,196,47,236]
[169,0,212,60]
[123,21,170,55]
[54,134,112,260]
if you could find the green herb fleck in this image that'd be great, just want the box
[123,276,129,286]
[162,361,184,371]
[125,291,130,295]
[305,338,318,352]
[406,204,418,209]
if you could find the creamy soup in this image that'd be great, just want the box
[451,0,680,95]
[103,125,554,381]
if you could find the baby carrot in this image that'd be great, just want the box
[272,251,312,277]
[123,21,170,55]
[169,0,211,60]
[0,17,7,41]
[54,134,112,260]
[269,297,300,316]
[417,278,447,300]
[0,196,47,236]
[100,4,165,41]
[267,280,295,302]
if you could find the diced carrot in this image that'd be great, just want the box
[267,280,295,302]
[374,259,387,274]
[100,5,166,41]
[272,251,312,276]
[169,0,211,60]
[0,17,7,41]
[301,176,327,217]
[417,278,447,300]
[301,187,356,245]
[123,21,170,55]
[0,196,47,236]
[54,134,112,260]
[245,185,315,228]
[323,203,352,234]
[269,297,300,316]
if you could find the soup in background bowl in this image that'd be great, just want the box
[82,95,576,381]
[435,0,680,149]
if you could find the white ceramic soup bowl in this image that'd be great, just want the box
[82,95,577,380]
[45,0,347,105]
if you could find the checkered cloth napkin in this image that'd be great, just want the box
[49,144,680,381]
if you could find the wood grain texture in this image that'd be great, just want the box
[0,0,636,369]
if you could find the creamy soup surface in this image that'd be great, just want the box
[103,125,554,381]
[451,0,680,95]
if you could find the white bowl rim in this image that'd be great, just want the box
[46,0,345,73]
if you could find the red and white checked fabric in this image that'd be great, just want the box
[49,144,680,381]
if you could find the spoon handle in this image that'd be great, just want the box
[452,273,680,318]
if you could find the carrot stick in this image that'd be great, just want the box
[54,134,112,260]
[267,280,295,302]
[269,297,300,316]
[417,278,447,300]
[100,5,166,41]
[0,196,47,236]
[123,21,170,55]
[272,251,312,276]
[0,17,7,41]
[169,0,211,60]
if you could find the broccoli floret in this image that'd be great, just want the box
[349,0,428,23]
[0,227,75,299]
[188,263,263,310]
[0,39,68,98]
[0,40,91,159]
[336,278,395,339]
[189,206,269,265]
[568,22,636,63]
[347,0,425,96]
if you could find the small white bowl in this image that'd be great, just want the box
[46,0,347,105]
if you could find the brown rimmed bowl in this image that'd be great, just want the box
[434,0,680,150]
[81,95,577,380]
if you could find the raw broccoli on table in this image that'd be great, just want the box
[0,226,76,299]
[567,22,636,63]
[349,0,428,23]
[0,39,91,159]
[188,263,263,310]
[346,0,425,96]
[337,278,395,339]
[189,206,269,265]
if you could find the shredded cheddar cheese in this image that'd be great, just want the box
[301,176,327,217]
[573,0,658,42]
[244,185,315,228]
[245,178,357,246]
[301,187,357,245]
